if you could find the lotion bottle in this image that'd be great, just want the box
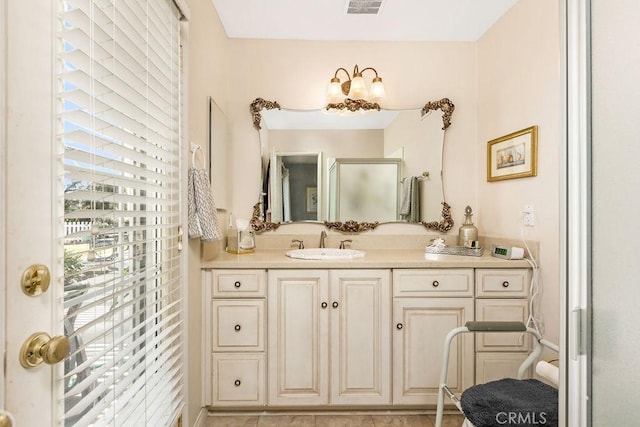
[458,205,478,247]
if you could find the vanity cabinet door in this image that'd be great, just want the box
[267,270,330,406]
[475,352,531,384]
[329,270,391,405]
[392,298,474,405]
[475,299,530,352]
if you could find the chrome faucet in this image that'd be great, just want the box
[319,230,327,248]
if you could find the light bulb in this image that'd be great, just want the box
[368,77,386,104]
[327,78,343,104]
[347,75,366,100]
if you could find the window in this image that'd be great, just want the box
[58,0,185,425]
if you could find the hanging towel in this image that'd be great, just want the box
[399,177,413,216]
[188,145,222,241]
[410,177,421,222]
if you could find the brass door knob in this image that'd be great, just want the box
[20,332,71,369]
[0,411,15,427]
[21,264,51,296]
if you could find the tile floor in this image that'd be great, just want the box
[205,414,466,427]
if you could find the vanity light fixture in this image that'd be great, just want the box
[326,64,386,112]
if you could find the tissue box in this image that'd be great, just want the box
[226,229,255,254]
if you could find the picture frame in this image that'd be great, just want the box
[306,186,318,213]
[487,125,538,182]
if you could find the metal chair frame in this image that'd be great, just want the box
[434,321,559,427]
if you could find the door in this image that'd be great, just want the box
[392,298,474,405]
[589,0,640,425]
[267,270,329,406]
[4,1,59,425]
[329,270,391,405]
[4,1,186,425]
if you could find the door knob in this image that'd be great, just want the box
[21,264,51,296]
[20,332,70,368]
[0,410,15,427]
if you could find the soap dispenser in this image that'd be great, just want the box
[458,205,478,248]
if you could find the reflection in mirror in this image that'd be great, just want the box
[207,96,229,209]
[269,152,321,222]
[328,158,400,222]
[251,98,455,233]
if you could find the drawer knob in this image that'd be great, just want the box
[234,281,241,288]
[332,301,339,308]
[234,379,241,387]
[432,280,440,287]
[321,302,328,309]
[502,281,510,288]
[234,324,241,331]
[396,323,404,330]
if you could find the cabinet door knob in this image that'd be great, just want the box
[396,323,404,330]
[234,281,241,288]
[321,302,328,309]
[234,324,241,331]
[432,280,440,287]
[332,301,339,308]
[234,379,241,387]
[502,281,510,288]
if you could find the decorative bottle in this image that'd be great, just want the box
[225,212,236,253]
[458,205,478,247]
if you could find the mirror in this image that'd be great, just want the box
[250,98,455,233]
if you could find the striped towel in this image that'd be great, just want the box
[187,168,222,241]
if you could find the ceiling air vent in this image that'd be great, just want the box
[346,0,383,15]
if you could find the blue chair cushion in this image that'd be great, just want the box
[460,378,558,427]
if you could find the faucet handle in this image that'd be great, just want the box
[339,239,352,249]
[291,239,304,249]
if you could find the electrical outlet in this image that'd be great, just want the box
[524,204,535,226]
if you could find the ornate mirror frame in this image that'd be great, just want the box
[249,97,455,233]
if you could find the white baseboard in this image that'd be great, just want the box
[191,407,208,427]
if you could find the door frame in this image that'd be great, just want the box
[1,0,7,408]
[3,1,58,424]
[563,0,591,425]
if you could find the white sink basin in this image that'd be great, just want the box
[285,248,365,260]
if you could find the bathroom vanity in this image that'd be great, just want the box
[201,249,532,410]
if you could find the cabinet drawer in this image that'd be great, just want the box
[212,300,265,352]
[212,353,265,406]
[393,269,474,297]
[476,269,530,298]
[475,299,530,352]
[212,270,266,298]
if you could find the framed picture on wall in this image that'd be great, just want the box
[487,125,538,182]
[306,187,318,213]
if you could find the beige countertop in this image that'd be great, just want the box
[201,249,532,269]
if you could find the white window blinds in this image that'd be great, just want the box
[58,0,184,425]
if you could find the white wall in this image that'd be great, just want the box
[477,0,562,344]
[268,129,384,159]
[184,0,229,424]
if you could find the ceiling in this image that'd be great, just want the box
[210,0,519,42]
